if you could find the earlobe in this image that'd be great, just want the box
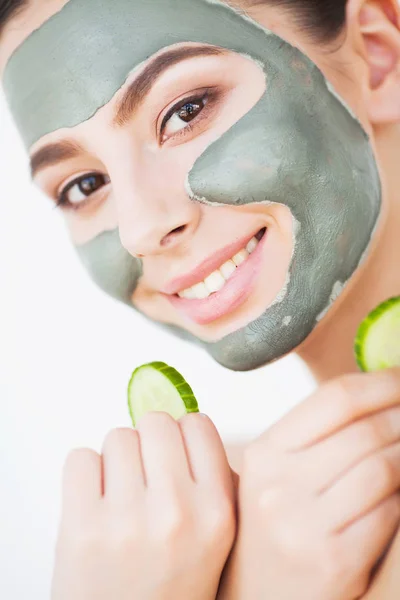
[355,0,400,123]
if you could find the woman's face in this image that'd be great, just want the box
[33,46,295,343]
[1,0,382,370]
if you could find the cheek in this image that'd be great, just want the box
[164,134,222,189]
[316,57,373,136]
[176,61,266,176]
[65,196,119,246]
[184,134,220,170]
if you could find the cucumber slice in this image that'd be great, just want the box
[128,362,199,427]
[355,297,400,372]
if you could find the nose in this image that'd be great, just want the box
[113,152,202,258]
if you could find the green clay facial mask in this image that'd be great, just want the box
[3,0,382,370]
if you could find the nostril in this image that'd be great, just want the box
[171,225,187,235]
[161,224,188,247]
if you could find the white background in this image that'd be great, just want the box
[0,92,315,598]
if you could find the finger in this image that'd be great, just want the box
[62,448,102,517]
[138,412,192,488]
[303,406,400,492]
[266,368,400,451]
[102,428,145,504]
[323,442,400,532]
[179,413,233,492]
[339,494,400,575]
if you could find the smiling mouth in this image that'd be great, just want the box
[166,228,267,326]
[177,228,266,299]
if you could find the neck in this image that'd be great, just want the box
[297,123,400,384]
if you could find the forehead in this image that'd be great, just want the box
[1,0,306,150]
[0,0,70,72]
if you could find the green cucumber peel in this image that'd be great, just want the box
[355,296,400,372]
[128,362,199,427]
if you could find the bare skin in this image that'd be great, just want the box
[364,525,400,598]
[219,370,400,599]
[51,414,236,600]
[1,0,400,598]
[220,2,400,596]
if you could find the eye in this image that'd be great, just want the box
[161,95,208,141]
[58,172,110,209]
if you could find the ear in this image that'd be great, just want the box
[347,0,400,124]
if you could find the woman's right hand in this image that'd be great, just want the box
[51,412,236,600]
[219,369,400,600]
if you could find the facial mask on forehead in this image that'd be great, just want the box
[3,0,382,370]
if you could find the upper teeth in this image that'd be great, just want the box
[178,236,260,300]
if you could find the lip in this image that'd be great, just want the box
[162,230,261,296]
[165,229,267,325]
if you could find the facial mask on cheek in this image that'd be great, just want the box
[3,0,382,370]
[189,82,381,369]
[75,230,142,305]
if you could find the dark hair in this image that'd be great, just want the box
[0,0,27,32]
[264,0,347,42]
[0,0,347,42]
[248,0,348,42]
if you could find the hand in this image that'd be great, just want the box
[51,413,236,600]
[361,523,400,599]
[218,369,400,600]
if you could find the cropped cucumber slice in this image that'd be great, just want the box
[128,362,199,427]
[355,297,400,372]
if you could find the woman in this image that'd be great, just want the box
[1,0,400,597]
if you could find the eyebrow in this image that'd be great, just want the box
[30,140,84,179]
[113,45,224,127]
[30,44,224,178]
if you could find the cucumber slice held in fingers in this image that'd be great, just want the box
[128,362,199,427]
[355,297,400,372]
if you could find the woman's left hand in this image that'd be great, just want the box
[362,526,400,599]
[218,371,400,600]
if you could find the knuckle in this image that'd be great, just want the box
[358,420,385,450]
[103,427,133,449]
[373,497,399,531]
[204,498,236,544]
[318,540,353,587]
[137,411,176,431]
[180,412,210,427]
[63,448,100,479]
[159,504,190,542]
[257,487,284,515]
[325,544,368,598]
[258,501,308,557]
[165,511,186,538]
[370,454,397,492]
[270,521,302,556]
[351,555,369,580]
[328,376,361,417]
[64,447,97,468]
[64,448,83,466]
